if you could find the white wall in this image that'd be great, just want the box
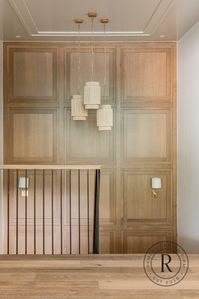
[0,41,3,253]
[178,21,199,253]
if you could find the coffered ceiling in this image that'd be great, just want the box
[0,0,199,41]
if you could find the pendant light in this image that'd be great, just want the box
[97,18,113,131]
[84,12,101,110]
[71,18,88,121]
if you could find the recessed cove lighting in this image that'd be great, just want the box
[32,31,150,37]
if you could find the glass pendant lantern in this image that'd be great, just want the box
[97,18,113,131]
[84,12,101,110]
[71,18,88,120]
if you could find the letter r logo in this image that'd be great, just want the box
[161,254,172,272]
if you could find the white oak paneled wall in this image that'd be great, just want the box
[3,42,176,253]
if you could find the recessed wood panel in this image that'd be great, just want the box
[67,111,114,162]
[123,171,169,222]
[66,48,115,103]
[100,171,115,224]
[123,110,169,160]
[10,49,57,99]
[100,231,115,254]
[122,231,171,253]
[122,48,170,101]
[10,110,57,163]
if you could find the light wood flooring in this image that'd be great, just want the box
[0,255,198,299]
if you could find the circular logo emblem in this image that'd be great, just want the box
[143,241,189,287]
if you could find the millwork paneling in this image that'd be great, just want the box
[100,170,116,225]
[8,109,57,163]
[9,48,58,100]
[121,48,171,102]
[66,110,114,163]
[122,109,171,161]
[122,170,172,223]
[122,231,172,253]
[100,231,116,254]
[3,42,176,253]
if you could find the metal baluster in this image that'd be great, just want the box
[34,169,36,254]
[7,169,10,255]
[87,170,90,254]
[93,169,100,254]
[78,169,80,254]
[51,170,54,255]
[16,170,19,254]
[25,169,28,255]
[69,170,72,254]
[43,169,45,255]
[60,169,63,254]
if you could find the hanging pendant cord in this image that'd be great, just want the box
[90,17,94,81]
[74,18,83,95]
[77,23,81,95]
[103,22,107,98]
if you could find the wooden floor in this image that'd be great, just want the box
[0,255,198,299]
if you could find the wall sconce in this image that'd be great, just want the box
[19,177,29,197]
[151,177,162,199]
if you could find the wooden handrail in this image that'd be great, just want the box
[0,165,101,170]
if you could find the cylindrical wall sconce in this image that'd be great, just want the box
[151,177,162,198]
[152,177,162,189]
[19,177,29,197]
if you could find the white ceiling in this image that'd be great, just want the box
[0,0,199,41]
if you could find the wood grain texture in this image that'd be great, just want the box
[0,255,197,299]
[122,109,170,160]
[3,42,176,253]
[12,110,55,161]
[123,172,167,221]
[9,48,58,101]
[121,47,171,101]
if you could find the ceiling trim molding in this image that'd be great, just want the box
[9,0,38,35]
[8,0,173,38]
[144,0,174,34]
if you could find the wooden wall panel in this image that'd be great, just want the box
[123,171,171,222]
[100,231,116,254]
[9,48,58,100]
[66,110,114,163]
[122,231,172,253]
[122,109,170,161]
[8,109,57,163]
[121,48,171,101]
[99,170,116,225]
[3,42,176,254]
